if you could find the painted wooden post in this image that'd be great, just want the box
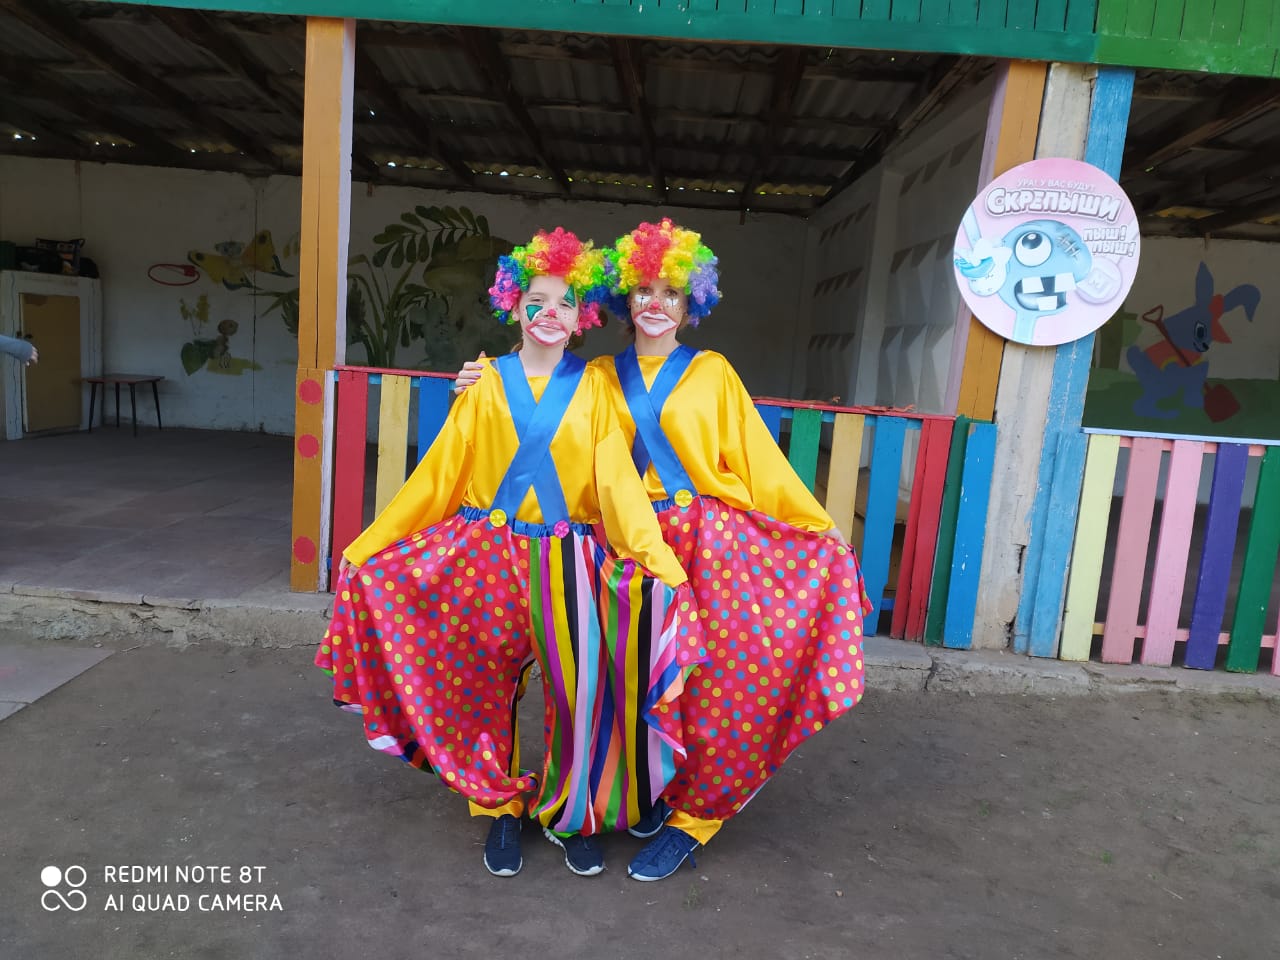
[971,62,1094,649]
[291,17,355,591]
[1184,444,1250,669]
[1225,447,1280,672]
[1140,440,1205,666]
[947,60,1047,421]
[1016,66,1136,657]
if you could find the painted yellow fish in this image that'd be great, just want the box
[188,229,292,290]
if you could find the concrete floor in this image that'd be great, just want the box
[0,428,294,600]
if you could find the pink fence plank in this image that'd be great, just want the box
[330,370,369,568]
[1101,437,1163,663]
[1140,440,1204,666]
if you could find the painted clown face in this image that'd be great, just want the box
[628,275,688,338]
[518,275,580,347]
[996,219,1092,342]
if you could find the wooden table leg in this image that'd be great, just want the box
[151,380,162,430]
[114,382,121,428]
[88,383,97,432]
[130,384,138,437]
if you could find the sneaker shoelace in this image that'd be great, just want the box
[496,818,518,850]
[646,826,695,864]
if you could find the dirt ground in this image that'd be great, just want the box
[1,638,1278,959]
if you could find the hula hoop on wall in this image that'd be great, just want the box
[148,263,200,286]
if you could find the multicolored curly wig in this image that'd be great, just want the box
[488,227,609,332]
[604,218,721,325]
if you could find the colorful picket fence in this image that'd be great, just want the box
[326,365,998,647]
[1061,432,1280,674]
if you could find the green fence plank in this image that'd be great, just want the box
[923,416,970,647]
[1211,0,1248,45]
[1065,0,1100,34]
[1034,0,1070,32]
[1122,0,1157,37]
[891,0,922,24]
[1225,447,1280,673]
[920,0,950,26]
[948,0,980,27]
[1146,0,1187,38]
[787,408,823,493]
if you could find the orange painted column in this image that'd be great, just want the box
[292,17,355,591]
[949,61,1048,420]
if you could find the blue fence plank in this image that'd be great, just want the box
[416,377,453,462]
[756,403,784,442]
[861,416,908,631]
[944,421,997,649]
[1185,443,1251,669]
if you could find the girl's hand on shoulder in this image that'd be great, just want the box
[453,352,488,393]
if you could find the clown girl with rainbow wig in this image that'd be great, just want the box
[317,227,705,880]
[457,218,873,881]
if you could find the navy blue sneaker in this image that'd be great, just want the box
[628,798,673,839]
[627,825,700,881]
[483,814,523,877]
[542,827,605,876]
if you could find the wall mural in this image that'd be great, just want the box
[262,204,515,370]
[1083,261,1275,441]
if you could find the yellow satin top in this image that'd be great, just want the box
[344,358,686,587]
[591,350,835,533]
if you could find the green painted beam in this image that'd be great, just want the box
[106,0,1280,79]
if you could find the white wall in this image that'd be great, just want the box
[797,77,992,415]
[0,156,807,435]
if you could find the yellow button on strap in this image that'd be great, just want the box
[489,509,508,528]
[674,489,694,508]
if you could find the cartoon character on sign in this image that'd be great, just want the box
[1127,262,1259,422]
[956,218,1092,344]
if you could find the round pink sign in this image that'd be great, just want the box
[953,158,1140,346]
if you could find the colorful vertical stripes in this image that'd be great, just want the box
[332,369,1000,649]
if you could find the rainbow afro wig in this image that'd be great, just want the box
[488,227,609,332]
[605,218,721,325]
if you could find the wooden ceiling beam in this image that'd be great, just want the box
[454,26,570,193]
[0,0,281,170]
[1123,78,1280,175]
[1189,190,1280,236]
[354,48,472,186]
[741,47,808,213]
[611,37,666,199]
[818,57,981,208]
[0,63,184,158]
[149,8,377,181]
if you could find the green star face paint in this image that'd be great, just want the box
[525,304,542,323]
[564,287,576,307]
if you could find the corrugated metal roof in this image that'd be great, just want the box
[11,2,1278,232]
[0,1,986,214]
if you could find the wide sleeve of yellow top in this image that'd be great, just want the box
[587,367,688,589]
[714,354,835,533]
[342,379,480,567]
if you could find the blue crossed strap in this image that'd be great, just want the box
[488,351,586,524]
[614,344,698,498]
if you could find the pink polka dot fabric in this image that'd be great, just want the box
[651,497,873,822]
[315,514,704,836]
